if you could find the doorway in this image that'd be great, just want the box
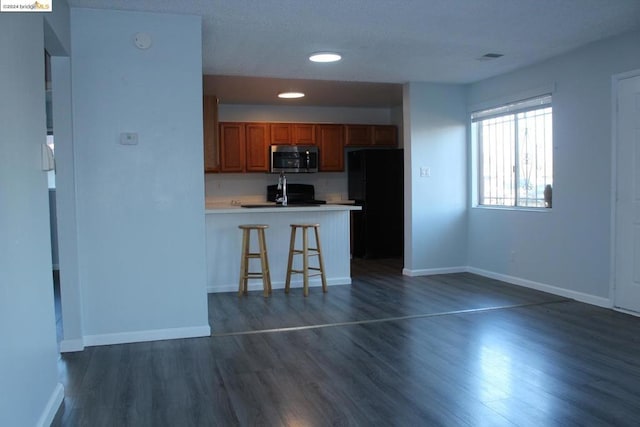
[613,71,640,314]
[45,49,64,342]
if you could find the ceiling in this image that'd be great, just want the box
[67,0,640,107]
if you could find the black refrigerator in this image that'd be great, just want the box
[348,149,404,258]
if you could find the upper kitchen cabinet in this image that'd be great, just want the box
[345,124,398,147]
[219,122,270,172]
[203,96,220,173]
[372,125,398,146]
[270,123,316,145]
[219,122,245,172]
[317,124,344,172]
[245,123,270,172]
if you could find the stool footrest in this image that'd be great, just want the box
[290,270,323,277]
[291,250,320,255]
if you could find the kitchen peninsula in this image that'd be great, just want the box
[205,203,361,293]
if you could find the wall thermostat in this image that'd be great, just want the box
[134,32,152,49]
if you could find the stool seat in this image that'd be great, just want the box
[285,223,327,297]
[238,224,272,297]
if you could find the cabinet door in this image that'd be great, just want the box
[345,125,373,146]
[317,124,344,172]
[294,124,316,145]
[219,123,245,172]
[203,96,219,172]
[271,123,316,145]
[245,123,270,172]
[270,123,292,145]
[373,125,398,146]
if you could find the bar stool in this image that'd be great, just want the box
[238,224,272,297]
[285,223,327,297]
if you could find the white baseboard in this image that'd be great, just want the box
[82,325,211,347]
[36,382,64,427]
[402,264,611,308]
[402,266,467,277]
[59,338,85,353]
[207,277,351,293]
[467,267,612,308]
[613,306,640,317]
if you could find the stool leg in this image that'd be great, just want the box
[258,228,271,297]
[302,227,309,297]
[238,229,249,296]
[314,226,328,293]
[285,226,296,293]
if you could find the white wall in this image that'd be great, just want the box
[467,30,640,304]
[0,13,64,427]
[206,104,401,203]
[403,83,468,274]
[52,55,85,350]
[70,8,209,344]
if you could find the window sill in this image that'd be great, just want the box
[471,205,552,213]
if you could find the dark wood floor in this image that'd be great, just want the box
[53,258,640,426]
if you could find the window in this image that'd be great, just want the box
[472,95,553,208]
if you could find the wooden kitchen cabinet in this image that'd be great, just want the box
[293,124,316,145]
[317,124,344,172]
[219,122,269,172]
[270,123,291,145]
[344,125,372,147]
[270,123,316,145]
[245,123,270,172]
[219,123,245,172]
[216,120,396,173]
[203,96,220,173]
[345,124,398,147]
[372,125,398,146]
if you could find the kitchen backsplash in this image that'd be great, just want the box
[204,172,349,205]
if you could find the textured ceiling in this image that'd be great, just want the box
[67,0,640,106]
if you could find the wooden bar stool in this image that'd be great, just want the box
[285,223,327,297]
[238,224,272,297]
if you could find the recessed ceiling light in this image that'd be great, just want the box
[309,52,342,63]
[277,91,305,99]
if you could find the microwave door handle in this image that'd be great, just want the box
[305,151,310,171]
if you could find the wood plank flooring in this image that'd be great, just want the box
[52,258,640,426]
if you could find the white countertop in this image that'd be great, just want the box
[205,203,361,214]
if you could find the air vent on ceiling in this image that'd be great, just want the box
[477,53,504,61]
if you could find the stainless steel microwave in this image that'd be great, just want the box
[270,145,318,173]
